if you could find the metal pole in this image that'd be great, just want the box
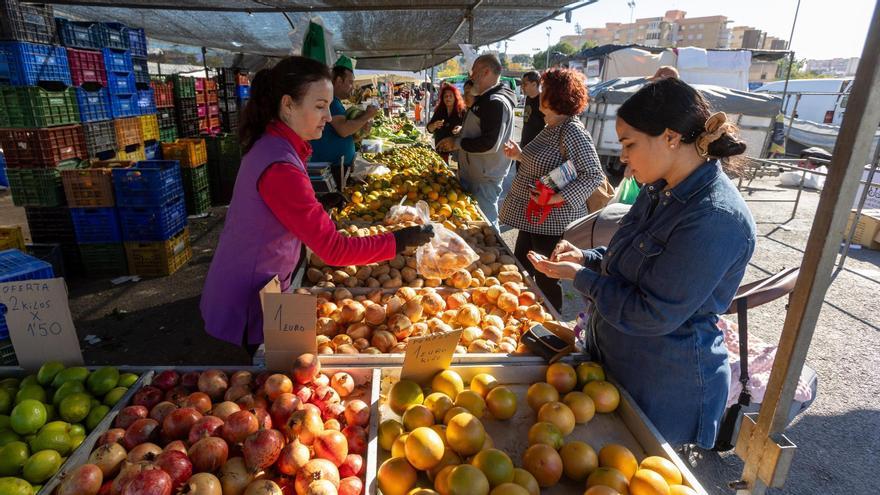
[545,26,551,69]
[778,0,802,110]
[837,144,880,273]
[201,46,210,131]
[735,3,880,493]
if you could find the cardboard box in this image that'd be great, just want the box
[853,165,880,210]
[845,209,880,250]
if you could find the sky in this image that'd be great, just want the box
[502,0,875,60]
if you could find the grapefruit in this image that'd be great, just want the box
[404,427,446,470]
[563,391,596,423]
[485,387,517,420]
[427,448,462,481]
[545,363,577,393]
[447,464,490,495]
[587,467,630,494]
[409,489,441,495]
[559,441,598,481]
[471,448,514,487]
[445,412,485,456]
[434,464,456,495]
[432,371,464,400]
[521,444,563,487]
[453,391,486,418]
[443,407,470,425]
[392,433,411,458]
[511,468,540,495]
[629,469,670,495]
[424,393,455,423]
[599,444,639,480]
[576,362,605,387]
[378,457,417,495]
[403,404,435,431]
[583,381,620,414]
[469,374,499,398]
[390,380,426,415]
[525,383,559,412]
[669,485,698,495]
[379,419,405,451]
[585,487,622,495]
[430,424,450,448]
[528,422,563,450]
[537,401,576,435]
[490,483,530,495]
[640,456,682,486]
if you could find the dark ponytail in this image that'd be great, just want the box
[617,78,747,168]
[239,56,332,153]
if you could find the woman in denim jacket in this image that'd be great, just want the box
[529,78,756,449]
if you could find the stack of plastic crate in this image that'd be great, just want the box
[205,133,241,206]
[161,138,211,214]
[216,68,238,133]
[235,70,249,107]
[0,249,55,364]
[152,80,176,143]
[170,74,198,138]
[113,160,191,276]
[24,205,82,275]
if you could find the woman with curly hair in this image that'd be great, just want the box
[499,68,606,311]
[426,84,467,162]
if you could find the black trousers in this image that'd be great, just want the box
[514,230,563,312]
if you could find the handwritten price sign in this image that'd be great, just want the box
[260,277,316,370]
[401,330,463,384]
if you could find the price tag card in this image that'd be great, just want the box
[401,330,463,384]
[0,278,83,370]
[260,278,317,371]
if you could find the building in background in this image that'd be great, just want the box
[561,10,734,50]
[804,58,860,77]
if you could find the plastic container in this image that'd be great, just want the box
[156,107,175,129]
[96,22,129,50]
[181,162,209,193]
[61,165,117,207]
[159,127,177,143]
[112,160,183,207]
[114,116,143,148]
[55,18,100,50]
[185,186,211,215]
[151,80,173,108]
[221,110,239,133]
[161,138,207,168]
[139,114,159,142]
[115,144,145,162]
[24,206,76,245]
[0,0,55,44]
[81,120,117,158]
[0,41,71,86]
[75,87,111,123]
[107,70,137,95]
[67,47,106,86]
[361,139,384,153]
[124,227,191,276]
[218,98,237,113]
[25,243,65,278]
[197,104,206,118]
[0,248,55,282]
[101,47,133,73]
[132,56,149,85]
[79,242,128,277]
[70,207,122,243]
[177,98,198,121]
[6,167,66,206]
[169,74,195,98]
[217,68,235,85]
[236,85,250,99]
[109,93,138,118]
[0,150,6,187]
[118,197,187,241]
[136,88,156,114]
[144,140,161,160]
[0,86,79,128]
[0,125,86,168]
[177,119,199,138]
[127,27,147,59]
[0,226,25,251]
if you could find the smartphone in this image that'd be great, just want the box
[529,251,547,262]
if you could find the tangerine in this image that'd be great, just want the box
[599,444,639,480]
[587,467,630,494]
[629,469,670,495]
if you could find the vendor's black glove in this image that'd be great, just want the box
[393,225,434,253]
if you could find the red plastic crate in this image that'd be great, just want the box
[195,92,206,105]
[208,116,220,129]
[0,126,86,168]
[66,48,106,86]
[206,92,218,104]
[205,79,217,91]
[150,80,173,108]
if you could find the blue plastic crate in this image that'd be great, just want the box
[96,23,129,50]
[0,152,7,188]
[75,87,111,123]
[118,197,187,241]
[128,27,147,59]
[0,248,55,339]
[107,70,136,95]
[133,57,149,85]
[144,141,161,160]
[113,160,183,207]
[0,41,72,86]
[70,207,121,243]
[101,47,132,73]
[56,18,100,50]
[236,85,250,99]
[137,88,156,115]
[109,93,138,118]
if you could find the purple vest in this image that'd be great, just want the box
[200,134,303,345]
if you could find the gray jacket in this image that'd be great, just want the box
[455,83,516,182]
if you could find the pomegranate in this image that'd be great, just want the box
[153,370,180,391]
[294,385,313,404]
[252,407,273,429]
[97,428,126,447]
[265,374,294,401]
[154,450,193,492]
[149,402,179,424]
[225,385,251,403]
[121,468,173,495]
[305,480,336,495]
[341,426,367,456]
[183,392,213,414]
[292,354,321,384]
[254,371,272,389]
[189,437,229,473]
[270,393,301,429]
[243,429,285,472]
[330,373,355,398]
[198,370,229,401]
[310,386,340,413]
[312,374,330,388]
[162,407,203,442]
[98,480,113,495]
[122,418,160,450]
[321,403,346,423]
[165,386,191,406]
[115,406,148,429]
[132,386,164,410]
[338,455,364,478]
[314,430,348,466]
[294,459,339,495]
[323,419,341,431]
[222,410,259,445]
[276,441,310,476]
[127,442,162,463]
[343,401,369,427]
[287,407,324,445]
[164,440,188,454]
[212,401,241,421]
[57,464,103,495]
[181,372,201,390]
[89,442,127,478]
[230,371,254,387]
[244,480,283,495]
[112,461,158,495]
[188,416,225,445]
[338,476,363,495]
[219,457,254,495]
[179,473,222,495]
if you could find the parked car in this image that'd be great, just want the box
[754,78,853,125]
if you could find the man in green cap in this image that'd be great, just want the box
[311,55,378,181]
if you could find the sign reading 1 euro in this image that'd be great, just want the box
[0,278,83,369]
[260,276,317,371]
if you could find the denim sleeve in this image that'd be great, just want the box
[573,210,750,337]
[582,248,605,272]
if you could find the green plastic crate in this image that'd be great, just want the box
[6,168,66,206]
[169,74,196,98]
[182,163,209,193]
[0,86,80,128]
[185,186,211,215]
[205,133,241,160]
[79,242,129,277]
[159,127,178,143]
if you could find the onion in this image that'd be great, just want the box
[333,288,353,302]
[316,318,338,337]
[364,304,387,326]
[445,292,469,310]
[371,330,397,353]
[317,302,338,318]
[401,298,424,323]
[497,293,519,313]
[456,304,481,327]
[387,314,412,340]
[421,292,446,316]
[384,295,404,315]
[339,301,365,324]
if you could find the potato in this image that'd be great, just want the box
[406,256,418,269]
[479,251,497,265]
[316,281,335,288]
[500,264,519,273]
[401,267,417,282]
[355,266,373,281]
[388,268,402,280]
[331,270,349,283]
[382,277,403,289]
[343,266,357,276]
[408,278,424,288]
[372,264,391,277]
[307,268,324,284]
[499,255,516,265]
[498,271,523,284]
[389,255,406,269]
[366,277,381,288]
[424,278,442,287]
[310,254,327,268]
[378,273,391,284]
[343,277,359,288]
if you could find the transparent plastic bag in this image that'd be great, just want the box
[384,199,429,225]
[415,204,479,279]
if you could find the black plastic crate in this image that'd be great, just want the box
[56,18,100,50]
[176,97,198,121]
[24,206,76,245]
[0,0,55,44]
[128,27,147,59]
[216,68,236,85]
[26,243,65,279]
[169,74,195,98]
[96,22,129,50]
[82,120,117,158]
[177,118,199,138]
[159,127,177,143]
[79,242,128,277]
[221,110,239,133]
[157,107,176,129]
[218,98,237,113]
[185,186,210,215]
[133,56,149,85]
[181,163,209,193]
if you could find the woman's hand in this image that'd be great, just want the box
[503,140,522,161]
[437,137,459,152]
[550,240,584,264]
[427,119,443,133]
[529,188,565,205]
[527,251,581,280]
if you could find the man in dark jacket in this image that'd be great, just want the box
[520,71,545,150]
[438,54,516,226]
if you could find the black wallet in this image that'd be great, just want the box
[521,322,575,363]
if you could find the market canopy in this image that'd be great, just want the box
[47,0,596,71]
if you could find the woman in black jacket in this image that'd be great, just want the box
[427,84,467,162]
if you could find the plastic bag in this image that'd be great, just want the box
[384,199,429,225]
[611,177,640,205]
[414,204,479,279]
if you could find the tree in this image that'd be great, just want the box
[438,58,462,78]
[776,57,831,80]
[532,42,577,70]
[581,40,598,51]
